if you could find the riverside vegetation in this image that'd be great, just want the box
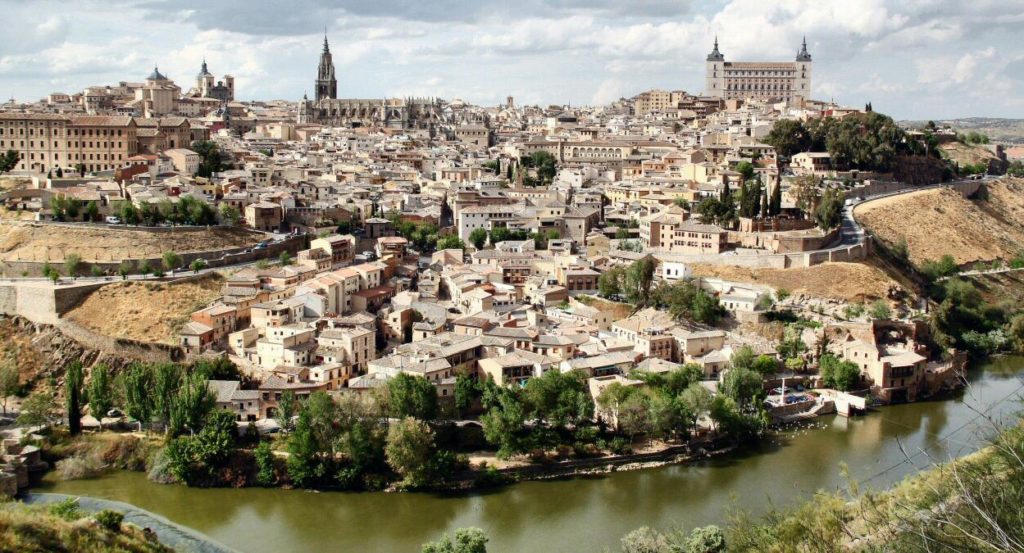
[36,344,774,493]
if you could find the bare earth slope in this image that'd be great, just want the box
[689,261,898,302]
[0,223,262,263]
[855,178,1024,266]
[65,274,224,344]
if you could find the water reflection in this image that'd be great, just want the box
[42,357,1024,553]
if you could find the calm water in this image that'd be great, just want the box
[42,356,1024,553]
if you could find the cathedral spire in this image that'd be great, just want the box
[323,27,330,53]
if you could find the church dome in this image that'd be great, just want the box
[147,65,168,81]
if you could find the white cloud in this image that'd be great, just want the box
[1,0,1023,118]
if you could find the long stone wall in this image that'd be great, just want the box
[1,234,305,277]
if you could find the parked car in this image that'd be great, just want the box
[105,216,121,224]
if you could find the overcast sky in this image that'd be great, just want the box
[1,0,1022,119]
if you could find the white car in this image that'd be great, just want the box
[105,216,121,224]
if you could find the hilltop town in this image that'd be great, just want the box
[0,35,1022,510]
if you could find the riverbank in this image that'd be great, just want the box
[23,493,239,553]
[39,356,1023,553]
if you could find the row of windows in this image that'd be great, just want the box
[4,140,126,149]
[23,152,125,161]
[0,127,127,137]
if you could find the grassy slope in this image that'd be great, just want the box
[0,507,174,553]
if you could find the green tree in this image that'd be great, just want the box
[118,201,140,225]
[279,251,294,266]
[277,390,298,431]
[769,181,782,216]
[814,188,844,231]
[819,354,861,391]
[88,364,113,429]
[522,370,593,428]
[469,228,488,250]
[598,265,624,299]
[254,441,276,486]
[16,386,56,426]
[764,119,811,157]
[679,383,712,435]
[190,258,207,273]
[65,362,85,435]
[751,355,778,375]
[454,374,477,418]
[384,373,438,421]
[168,372,215,436]
[64,253,82,279]
[84,201,100,222]
[480,389,527,459]
[436,235,465,251]
[165,409,237,485]
[623,258,656,307]
[0,150,19,173]
[0,358,19,415]
[219,204,241,226]
[120,363,153,431]
[869,299,892,320]
[117,258,134,276]
[422,528,489,553]
[720,366,764,411]
[385,416,436,487]
[191,140,226,178]
[162,250,182,273]
[152,364,181,429]
[287,391,340,487]
[735,161,755,181]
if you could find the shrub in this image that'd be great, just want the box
[98,435,150,471]
[48,498,82,521]
[94,509,124,532]
[55,455,105,481]
[146,447,179,484]
[254,441,276,487]
[610,437,633,455]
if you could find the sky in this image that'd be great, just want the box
[1,0,1023,120]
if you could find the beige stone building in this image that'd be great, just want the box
[0,113,138,174]
[705,37,813,102]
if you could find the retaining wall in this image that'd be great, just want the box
[1,234,305,277]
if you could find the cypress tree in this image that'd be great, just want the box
[66,362,84,436]
[760,188,769,218]
[769,180,782,216]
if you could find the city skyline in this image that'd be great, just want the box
[0,0,1022,119]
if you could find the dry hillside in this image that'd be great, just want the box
[855,178,1024,266]
[689,261,899,302]
[65,274,224,344]
[0,222,261,263]
[939,141,1004,170]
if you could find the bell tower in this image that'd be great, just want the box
[315,33,337,101]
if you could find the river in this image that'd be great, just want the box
[40,356,1024,553]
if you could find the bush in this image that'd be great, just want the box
[98,435,150,471]
[93,509,124,532]
[48,498,82,521]
[146,447,179,484]
[55,455,105,481]
[609,437,633,455]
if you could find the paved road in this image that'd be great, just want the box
[824,176,994,254]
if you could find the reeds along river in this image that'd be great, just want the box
[41,356,1024,553]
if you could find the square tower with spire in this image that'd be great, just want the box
[316,33,338,101]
